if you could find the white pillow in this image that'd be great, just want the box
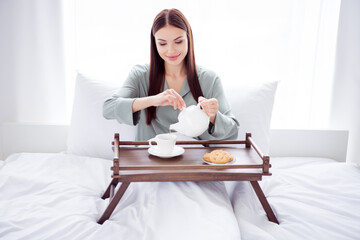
[66,73,136,159]
[224,81,278,155]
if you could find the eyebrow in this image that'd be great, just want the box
[157,36,184,42]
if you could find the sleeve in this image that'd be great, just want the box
[198,74,239,140]
[102,66,142,125]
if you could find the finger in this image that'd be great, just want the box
[170,89,185,110]
[202,104,217,117]
[198,96,206,103]
[171,96,179,109]
[199,98,208,110]
[207,98,216,105]
[171,95,182,110]
[202,105,211,116]
[175,91,186,109]
[207,99,218,110]
[173,96,180,110]
[201,100,211,109]
[167,90,179,109]
[166,95,176,107]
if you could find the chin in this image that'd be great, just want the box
[166,58,185,66]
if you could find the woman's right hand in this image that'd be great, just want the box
[152,89,186,110]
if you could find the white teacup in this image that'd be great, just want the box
[148,133,177,155]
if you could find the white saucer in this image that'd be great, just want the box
[202,158,235,165]
[148,146,185,158]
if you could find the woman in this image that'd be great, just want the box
[103,8,239,141]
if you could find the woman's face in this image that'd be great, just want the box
[154,25,188,67]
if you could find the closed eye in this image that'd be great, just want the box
[158,40,183,46]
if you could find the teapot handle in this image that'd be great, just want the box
[197,102,210,120]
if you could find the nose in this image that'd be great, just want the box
[167,43,177,55]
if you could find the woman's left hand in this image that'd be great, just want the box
[198,96,218,124]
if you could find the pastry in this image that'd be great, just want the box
[203,149,234,164]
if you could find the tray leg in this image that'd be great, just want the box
[98,181,131,224]
[101,178,119,199]
[250,181,279,224]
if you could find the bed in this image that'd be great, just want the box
[1,74,359,240]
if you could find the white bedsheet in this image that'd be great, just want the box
[0,153,360,240]
[226,158,360,240]
[0,153,240,240]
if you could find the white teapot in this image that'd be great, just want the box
[170,103,210,137]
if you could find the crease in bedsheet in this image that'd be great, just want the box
[88,182,158,240]
[142,181,241,240]
[227,159,360,240]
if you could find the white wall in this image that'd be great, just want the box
[0,0,17,159]
[0,0,67,159]
[330,0,360,164]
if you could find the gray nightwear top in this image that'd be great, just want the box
[103,64,239,141]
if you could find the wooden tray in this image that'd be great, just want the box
[98,133,279,225]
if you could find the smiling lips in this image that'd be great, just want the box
[167,54,181,61]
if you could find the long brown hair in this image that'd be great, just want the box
[147,8,203,124]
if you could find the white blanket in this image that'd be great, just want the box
[0,153,240,240]
[226,158,360,240]
[1,153,360,240]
